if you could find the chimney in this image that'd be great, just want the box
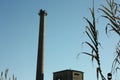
[36,9,47,80]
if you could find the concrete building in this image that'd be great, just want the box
[53,69,84,80]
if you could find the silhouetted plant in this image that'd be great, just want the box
[99,0,120,74]
[80,0,106,80]
[0,69,17,80]
[80,0,120,80]
[99,0,120,36]
[112,41,120,73]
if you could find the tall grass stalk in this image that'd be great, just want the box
[0,69,17,80]
[80,0,106,80]
[99,0,120,73]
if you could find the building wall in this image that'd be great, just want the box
[72,71,83,80]
[53,70,83,80]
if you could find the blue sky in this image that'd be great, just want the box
[0,0,120,80]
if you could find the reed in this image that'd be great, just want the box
[80,0,106,80]
[0,69,17,80]
[99,0,120,74]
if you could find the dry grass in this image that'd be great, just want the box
[99,0,120,74]
[80,0,106,80]
[0,69,17,80]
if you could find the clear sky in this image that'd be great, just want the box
[0,0,120,80]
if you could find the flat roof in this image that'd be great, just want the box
[53,69,84,74]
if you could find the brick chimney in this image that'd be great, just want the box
[36,9,47,80]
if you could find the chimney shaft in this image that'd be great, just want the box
[36,9,47,80]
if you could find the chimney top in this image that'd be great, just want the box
[39,9,47,16]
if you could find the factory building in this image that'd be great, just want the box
[53,69,84,80]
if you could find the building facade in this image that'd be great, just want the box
[53,70,84,80]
